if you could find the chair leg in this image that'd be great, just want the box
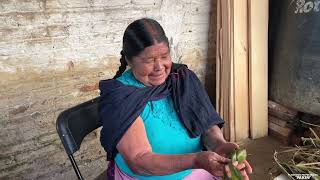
[69,154,84,180]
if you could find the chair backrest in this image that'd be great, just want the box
[56,97,101,155]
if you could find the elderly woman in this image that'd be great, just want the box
[99,18,252,180]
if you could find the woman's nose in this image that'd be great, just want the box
[154,59,163,71]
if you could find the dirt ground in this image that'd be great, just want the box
[243,136,286,180]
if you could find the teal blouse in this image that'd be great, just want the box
[114,69,203,180]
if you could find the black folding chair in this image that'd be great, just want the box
[56,97,102,180]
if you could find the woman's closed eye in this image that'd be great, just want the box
[161,53,169,59]
[161,55,169,59]
[144,58,154,64]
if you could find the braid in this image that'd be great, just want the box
[113,51,127,79]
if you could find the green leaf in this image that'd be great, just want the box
[237,149,247,163]
[230,164,244,180]
[230,150,237,162]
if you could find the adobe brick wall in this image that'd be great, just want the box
[0,0,217,179]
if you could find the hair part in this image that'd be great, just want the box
[113,18,169,79]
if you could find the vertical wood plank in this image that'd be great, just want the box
[233,0,249,141]
[248,0,268,139]
[216,0,268,142]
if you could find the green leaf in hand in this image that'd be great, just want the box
[224,148,248,180]
[231,150,237,162]
[230,164,244,180]
[236,149,247,163]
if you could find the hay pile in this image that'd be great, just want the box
[274,122,320,180]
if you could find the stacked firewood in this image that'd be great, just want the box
[268,100,320,146]
[268,100,298,145]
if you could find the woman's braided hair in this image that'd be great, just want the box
[113,50,127,79]
[113,18,169,79]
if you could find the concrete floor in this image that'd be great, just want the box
[95,136,286,180]
[243,136,286,180]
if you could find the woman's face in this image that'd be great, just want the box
[128,42,172,86]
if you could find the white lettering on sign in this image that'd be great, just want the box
[295,0,320,13]
[290,173,319,179]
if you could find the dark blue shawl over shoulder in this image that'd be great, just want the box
[99,64,224,160]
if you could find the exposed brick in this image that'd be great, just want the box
[8,105,29,115]
[79,83,99,92]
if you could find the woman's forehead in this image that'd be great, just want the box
[140,42,169,57]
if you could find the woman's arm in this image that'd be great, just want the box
[116,116,229,176]
[202,125,227,151]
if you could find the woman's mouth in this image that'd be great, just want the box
[150,73,165,80]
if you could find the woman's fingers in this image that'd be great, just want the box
[211,152,230,164]
[210,158,226,168]
[195,151,232,177]
[231,142,240,149]
[226,161,251,179]
[236,162,246,170]
[208,152,232,177]
[220,153,227,157]
[234,160,253,174]
[240,169,249,180]
[215,142,239,155]
[208,158,224,172]
[208,160,225,177]
[243,160,253,174]
[225,164,231,178]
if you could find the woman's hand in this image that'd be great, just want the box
[194,151,230,177]
[215,142,239,157]
[225,160,252,180]
[215,142,253,180]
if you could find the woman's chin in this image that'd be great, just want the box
[150,80,165,86]
[150,78,166,86]
[149,74,167,86]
